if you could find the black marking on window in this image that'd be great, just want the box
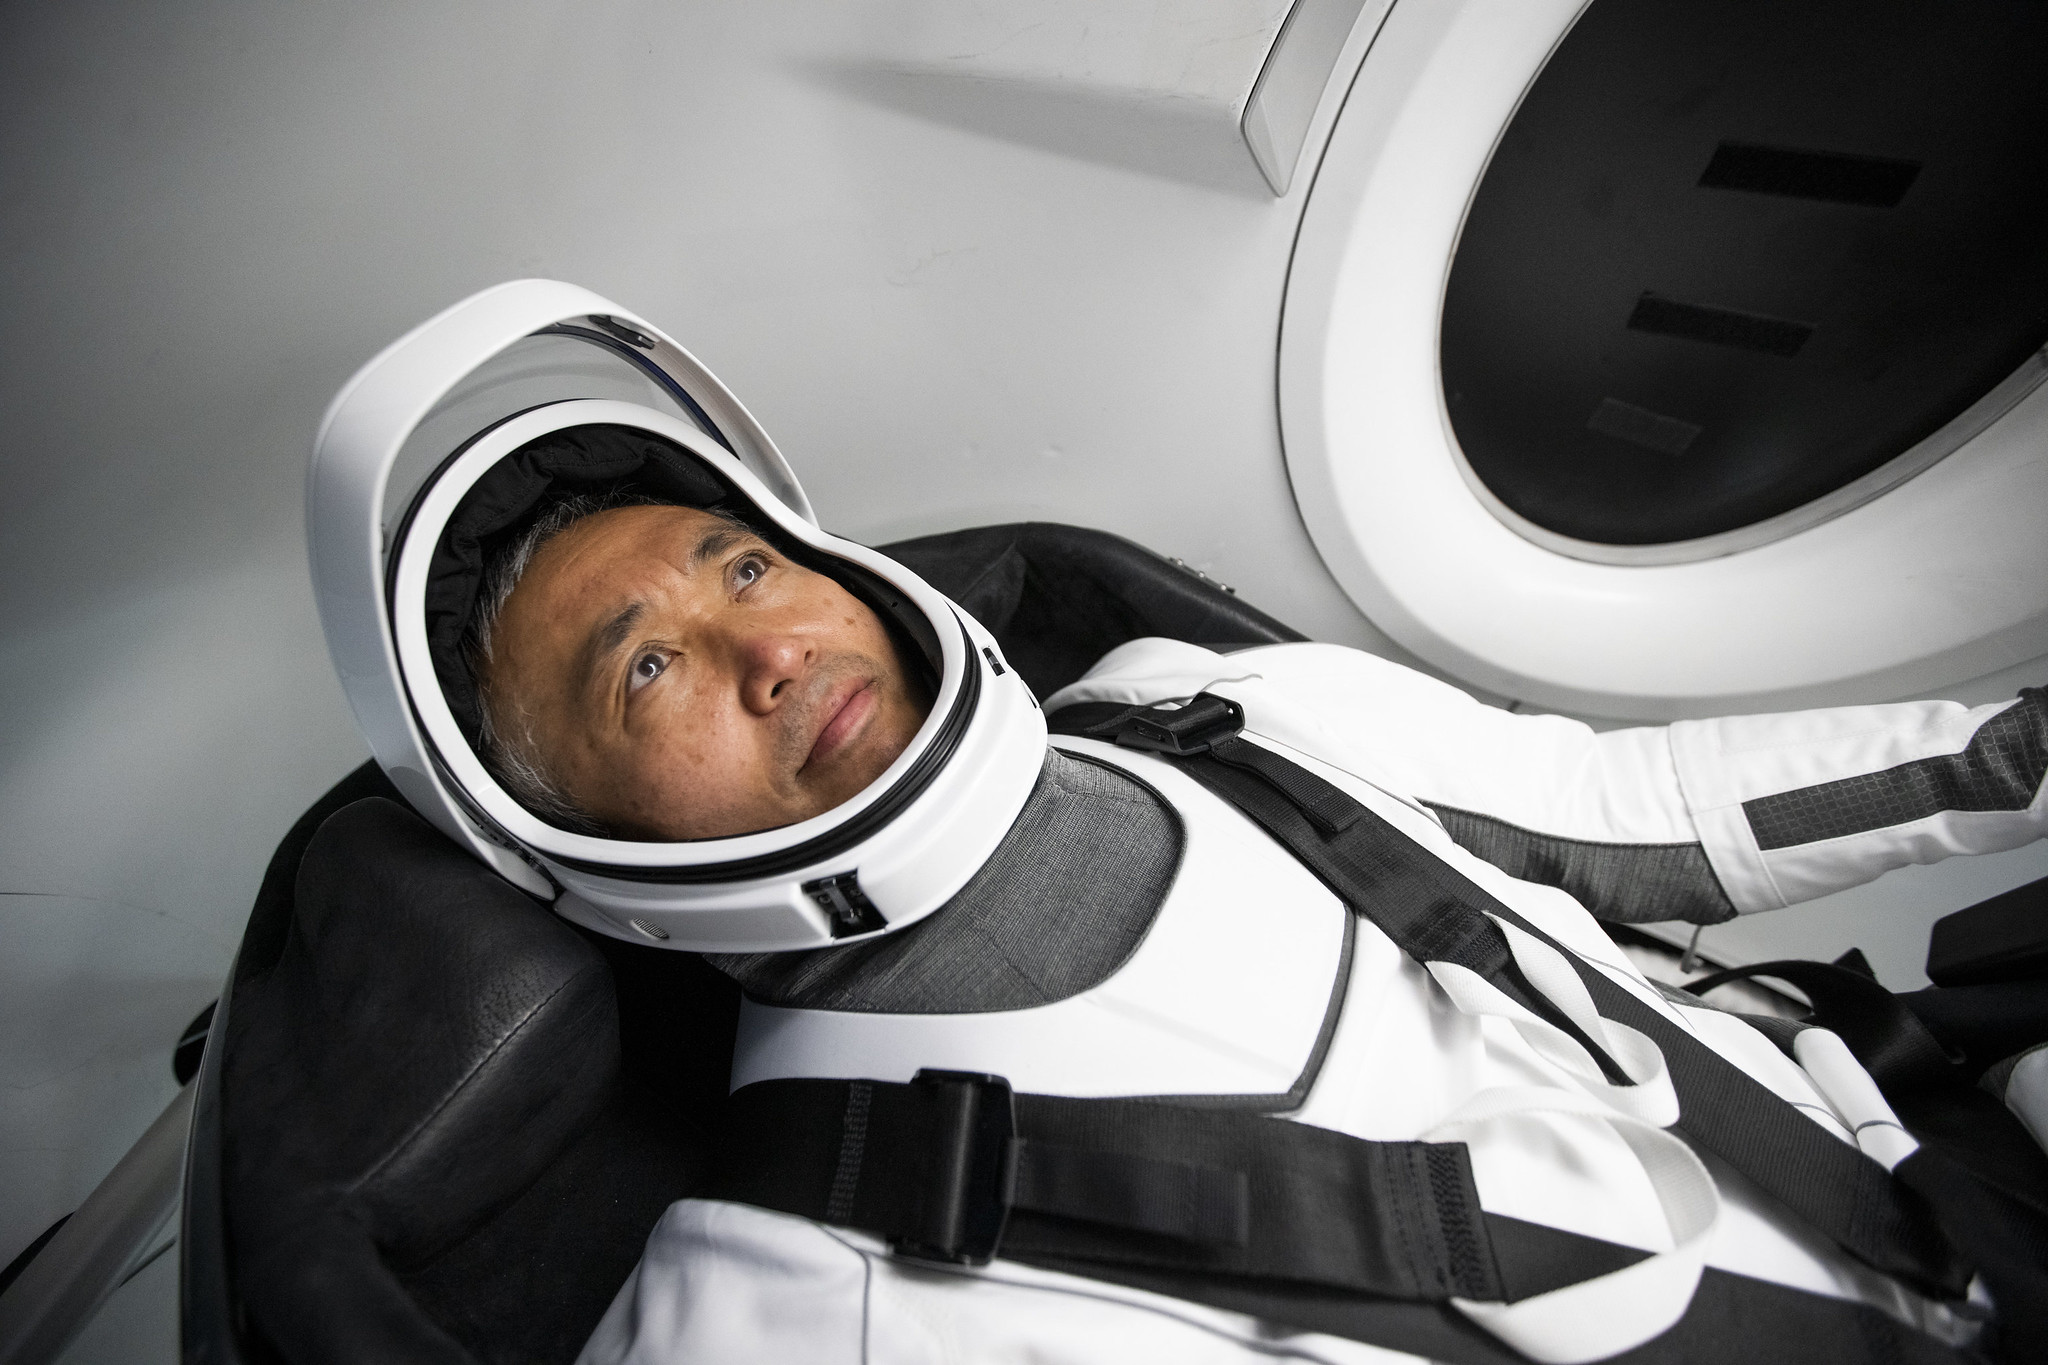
[1745,690,2048,851]
[1700,142,1920,208]
[1587,397,1703,456]
[1628,294,1815,358]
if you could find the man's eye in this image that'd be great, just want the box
[629,651,668,691]
[733,554,768,589]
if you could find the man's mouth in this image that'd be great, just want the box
[801,678,877,773]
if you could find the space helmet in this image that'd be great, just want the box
[308,279,1046,952]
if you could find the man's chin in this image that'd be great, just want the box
[803,709,923,815]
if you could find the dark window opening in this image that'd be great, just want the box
[1440,0,2048,547]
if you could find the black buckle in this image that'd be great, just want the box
[1086,692,1245,756]
[892,1070,1017,1266]
[803,871,888,938]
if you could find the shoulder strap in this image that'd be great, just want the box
[1050,697,1974,1302]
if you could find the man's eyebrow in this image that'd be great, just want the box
[582,601,645,693]
[689,520,755,569]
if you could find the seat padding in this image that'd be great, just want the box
[223,797,618,1365]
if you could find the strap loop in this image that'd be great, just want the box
[1207,736,1363,835]
[1086,693,1245,756]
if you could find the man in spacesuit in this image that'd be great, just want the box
[317,283,2046,1365]
[468,493,2044,1365]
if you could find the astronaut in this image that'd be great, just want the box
[315,282,2048,1365]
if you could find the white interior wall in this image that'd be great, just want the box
[1,0,2041,1282]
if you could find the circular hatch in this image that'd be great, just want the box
[1278,0,2048,716]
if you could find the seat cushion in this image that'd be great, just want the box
[223,797,618,1365]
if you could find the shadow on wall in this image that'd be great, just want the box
[805,61,1275,198]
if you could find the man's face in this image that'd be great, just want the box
[481,504,930,840]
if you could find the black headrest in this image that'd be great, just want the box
[421,423,732,745]
[223,796,624,1363]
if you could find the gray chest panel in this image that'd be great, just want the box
[709,749,1182,1013]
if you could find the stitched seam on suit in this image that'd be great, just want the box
[1710,722,1976,758]
[817,1222,1404,1362]
[1699,699,2011,760]
[827,1082,873,1224]
[1421,807,1698,852]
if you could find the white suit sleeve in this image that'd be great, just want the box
[1053,641,2048,923]
[1227,644,1744,924]
[1241,647,2047,919]
[1666,688,2048,912]
[1261,650,2031,916]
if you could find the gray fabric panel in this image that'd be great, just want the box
[1744,687,2047,851]
[1423,804,1738,926]
[709,749,1183,1013]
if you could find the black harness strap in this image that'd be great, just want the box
[710,1069,1534,1303]
[1684,958,1965,1092]
[1199,737,1635,1086]
[706,1071,1979,1365]
[1684,958,2048,1354]
[1533,926,1970,1295]
[1071,1260,1990,1365]
[1052,697,1974,1301]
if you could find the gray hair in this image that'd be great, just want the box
[462,491,671,835]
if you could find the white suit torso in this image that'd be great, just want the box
[732,738,1351,1103]
[581,641,2042,1365]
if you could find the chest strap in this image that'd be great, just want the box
[707,1071,1977,1365]
[710,1069,1647,1305]
[1051,695,1975,1303]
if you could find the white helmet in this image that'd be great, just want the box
[308,279,1046,952]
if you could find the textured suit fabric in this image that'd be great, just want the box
[710,749,1182,1013]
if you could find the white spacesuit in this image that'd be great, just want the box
[310,281,2047,1365]
[579,638,2045,1365]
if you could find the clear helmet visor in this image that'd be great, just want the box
[376,308,812,547]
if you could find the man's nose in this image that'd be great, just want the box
[735,629,813,714]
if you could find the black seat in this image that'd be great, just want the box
[178,523,1304,1365]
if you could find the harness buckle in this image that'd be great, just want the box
[892,1070,1018,1266]
[1087,692,1245,756]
